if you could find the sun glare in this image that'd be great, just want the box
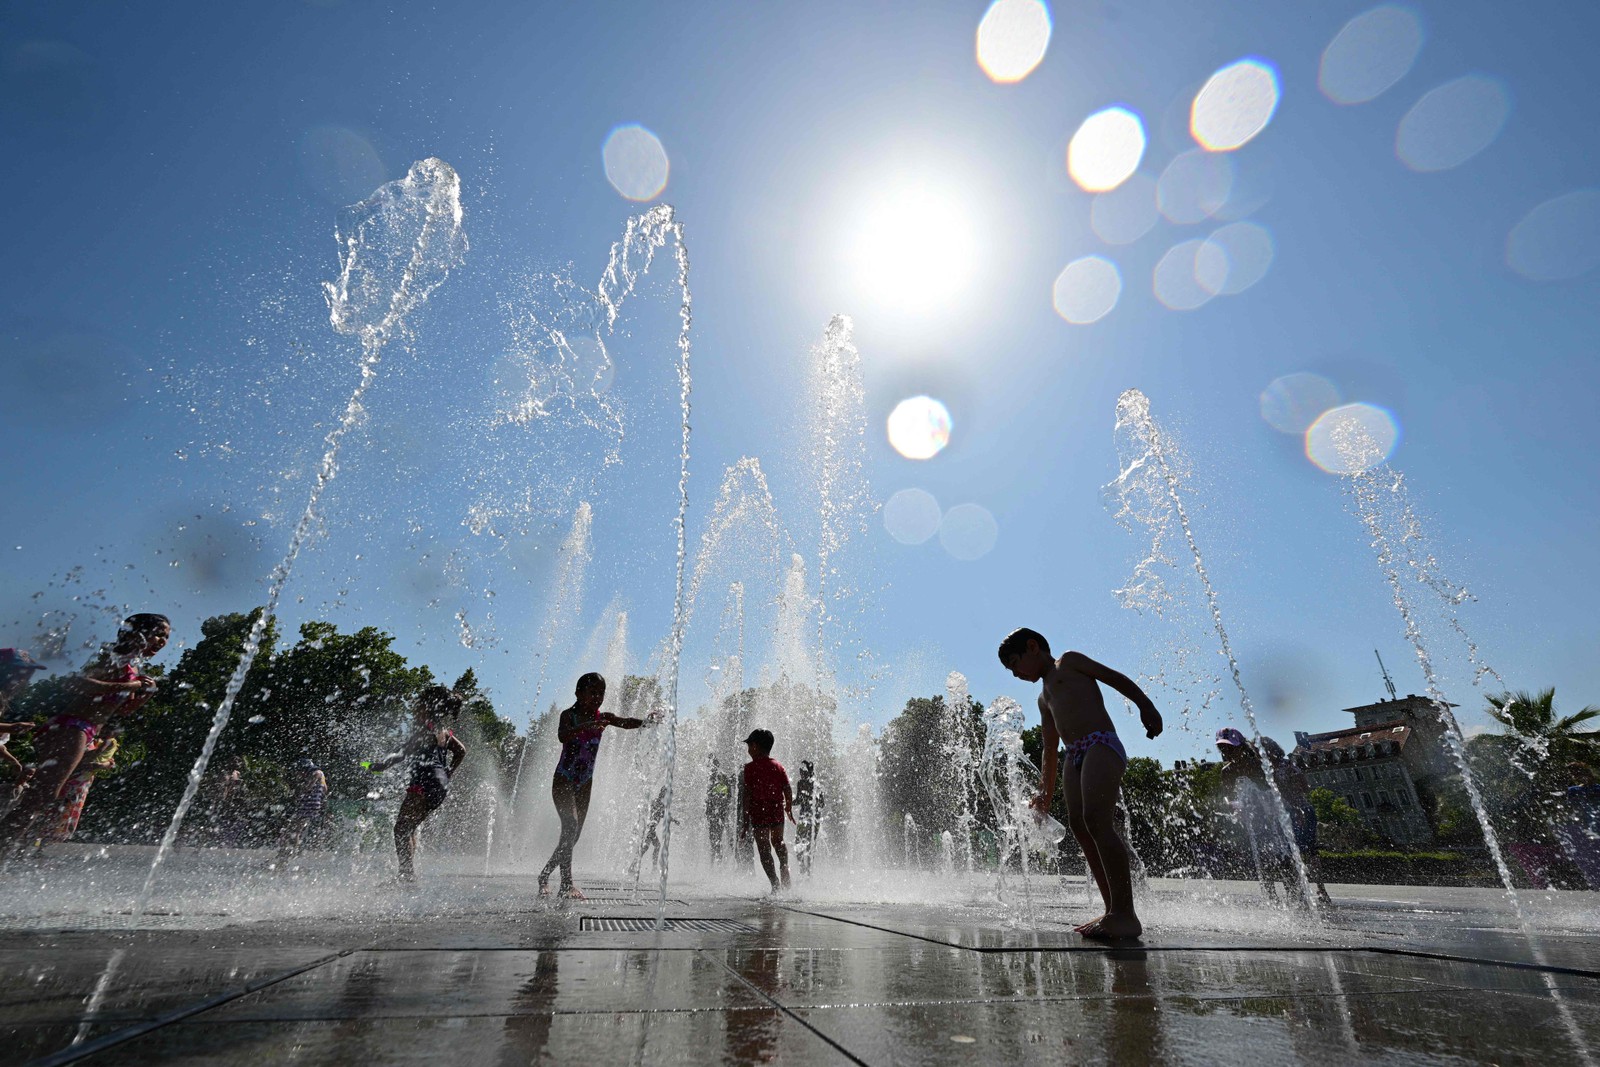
[848,184,983,316]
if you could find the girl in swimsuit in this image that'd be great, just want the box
[368,686,467,882]
[538,673,656,899]
[2,613,170,853]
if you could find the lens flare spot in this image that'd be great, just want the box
[1506,189,1600,281]
[939,503,999,561]
[1158,150,1234,225]
[1153,239,1216,311]
[1068,107,1146,193]
[1396,75,1510,173]
[1052,255,1122,324]
[1191,58,1280,152]
[1091,174,1159,245]
[602,124,670,201]
[1260,372,1341,434]
[1213,148,1278,221]
[883,488,943,545]
[886,395,953,460]
[1199,221,1274,296]
[976,0,1052,84]
[1306,402,1400,474]
[300,125,386,204]
[1319,5,1425,105]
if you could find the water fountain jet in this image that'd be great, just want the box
[1109,388,1320,914]
[137,159,467,910]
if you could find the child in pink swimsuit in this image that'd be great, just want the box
[537,673,655,898]
[1,614,169,853]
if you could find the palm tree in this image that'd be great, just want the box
[1485,688,1600,778]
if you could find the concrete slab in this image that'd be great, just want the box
[2,853,1597,1065]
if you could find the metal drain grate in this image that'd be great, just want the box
[580,916,756,933]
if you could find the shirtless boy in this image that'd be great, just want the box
[999,627,1162,940]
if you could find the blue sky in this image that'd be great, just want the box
[2,0,1596,765]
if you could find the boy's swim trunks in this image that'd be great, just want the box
[1066,730,1126,770]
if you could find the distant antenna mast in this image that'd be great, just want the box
[1374,650,1398,701]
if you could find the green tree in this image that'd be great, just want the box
[1308,787,1370,850]
[263,621,434,799]
[879,696,955,835]
[451,668,517,786]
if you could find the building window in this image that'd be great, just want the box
[1397,791,1411,808]
[1379,791,1392,807]
[1361,792,1374,810]
[1356,767,1366,781]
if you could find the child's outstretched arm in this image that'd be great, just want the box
[1064,651,1164,739]
[1031,696,1059,814]
[784,777,795,824]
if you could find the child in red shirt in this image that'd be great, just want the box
[737,729,793,892]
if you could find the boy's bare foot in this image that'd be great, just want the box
[1073,914,1105,933]
[1081,913,1142,941]
[563,886,587,900]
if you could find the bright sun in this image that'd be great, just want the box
[846,183,983,317]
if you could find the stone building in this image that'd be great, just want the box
[1291,694,1456,846]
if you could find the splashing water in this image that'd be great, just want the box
[944,671,980,872]
[842,723,883,871]
[138,159,467,909]
[1332,421,1524,916]
[977,696,1039,926]
[589,205,694,930]
[482,784,498,878]
[682,458,786,637]
[1109,389,1320,914]
[808,316,872,664]
[771,554,818,686]
[1333,420,1594,1066]
[505,500,594,855]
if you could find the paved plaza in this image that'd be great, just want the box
[2,848,1597,1065]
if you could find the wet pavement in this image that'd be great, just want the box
[2,850,1597,1065]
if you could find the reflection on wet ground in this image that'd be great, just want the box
[1,853,1596,1065]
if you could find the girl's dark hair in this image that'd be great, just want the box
[105,613,171,657]
[575,672,606,695]
[418,685,465,719]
